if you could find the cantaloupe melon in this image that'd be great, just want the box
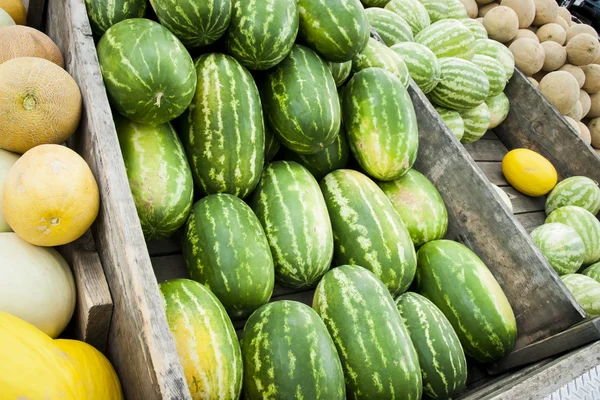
[564,116,580,136]
[589,118,600,148]
[479,2,499,17]
[536,23,566,45]
[2,144,99,247]
[566,34,600,66]
[541,41,567,72]
[0,26,64,67]
[582,64,600,94]
[459,0,478,18]
[500,0,535,29]
[579,121,592,144]
[528,77,539,88]
[512,29,539,43]
[0,8,15,26]
[483,6,519,42]
[510,38,546,76]
[0,57,82,154]
[533,0,559,26]
[554,16,569,32]
[588,92,600,118]
[558,7,571,23]
[565,101,583,121]
[0,150,18,233]
[581,89,592,117]
[566,24,598,43]
[539,71,580,114]
[0,0,25,24]
[559,64,586,88]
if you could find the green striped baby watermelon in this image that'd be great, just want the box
[364,8,413,46]
[84,0,146,37]
[531,223,586,275]
[583,262,600,283]
[328,61,353,87]
[435,106,465,141]
[417,0,448,23]
[545,176,600,216]
[391,42,440,93]
[429,57,490,111]
[486,93,510,129]
[415,19,475,60]
[561,274,600,317]
[471,54,507,97]
[385,0,430,36]
[474,39,515,81]
[461,18,488,40]
[546,206,600,265]
[352,38,410,87]
[459,102,491,144]
[446,0,469,18]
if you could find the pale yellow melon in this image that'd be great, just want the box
[559,64,586,88]
[484,6,519,43]
[579,121,592,144]
[565,101,583,121]
[0,0,25,24]
[528,77,539,88]
[558,7,571,23]
[500,0,535,29]
[510,38,546,76]
[539,71,580,113]
[555,16,569,31]
[566,24,598,43]
[566,34,600,66]
[0,150,18,232]
[533,0,559,26]
[541,41,567,72]
[0,26,64,67]
[564,115,580,133]
[536,23,566,45]
[588,92,600,118]
[0,8,15,26]
[582,64,600,94]
[507,29,539,46]
[479,2,499,17]
[459,0,478,18]
[581,90,592,117]
[589,118,600,148]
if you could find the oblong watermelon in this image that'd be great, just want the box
[84,0,146,37]
[583,262,600,283]
[415,19,475,60]
[352,38,410,88]
[561,274,600,317]
[486,92,510,129]
[328,61,353,87]
[97,19,197,126]
[240,301,345,399]
[429,57,490,111]
[297,0,370,62]
[181,53,264,198]
[474,39,515,81]
[446,0,469,19]
[459,102,491,144]
[435,106,465,141]
[415,240,517,363]
[226,0,298,70]
[471,54,507,97]
[531,223,585,275]
[249,161,334,289]
[378,169,448,247]
[160,279,242,399]
[261,45,341,154]
[545,176,600,216]
[364,8,413,46]
[264,127,281,162]
[320,169,417,296]
[417,0,448,23]
[461,18,488,40]
[391,42,440,93]
[149,0,231,48]
[344,68,418,181]
[385,0,430,36]
[313,265,422,399]
[396,292,467,400]
[114,115,193,241]
[182,194,274,320]
[546,206,600,265]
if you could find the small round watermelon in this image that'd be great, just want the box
[446,0,469,19]
[545,176,600,216]
[391,42,440,94]
[417,0,448,23]
[415,19,475,61]
[328,61,353,87]
[471,54,507,97]
[546,205,600,266]
[486,93,510,129]
[561,274,600,317]
[474,39,515,81]
[352,38,410,88]
[428,57,489,111]
[461,18,488,40]
[385,0,431,36]
[531,223,586,275]
[364,8,413,47]
[459,102,491,144]
[435,106,465,141]
[85,0,146,37]
[583,262,600,283]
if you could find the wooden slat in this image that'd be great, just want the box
[515,212,547,233]
[502,187,546,214]
[463,139,508,162]
[45,0,190,398]
[475,162,508,186]
[482,131,500,140]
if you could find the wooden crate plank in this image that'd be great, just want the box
[46,0,190,398]
[515,212,547,233]
[463,140,508,162]
[502,187,546,214]
[482,131,499,140]
[475,162,508,186]
[409,82,585,353]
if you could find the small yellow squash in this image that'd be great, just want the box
[502,149,558,196]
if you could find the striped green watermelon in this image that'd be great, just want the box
[344,68,418,181]
[249,161,333,288]
[561,274,600,316]
[435,106,465,141]
[241,301,345,399]
[415,19,475,60]
[385,0,431,36]
[474,39,515,81]
[226,0,298,70]
[84,0,146,37]
[264,126,281,162]
[445,0,469,19]
[352,38,410,88]
[486,92,510,129]
[313,265,422,399]
[182,194,274,320]
[546,206,600,266]
[378,169,448,247]
[361,0,391,6]
[181,53,263,198]
[429,57,490,111]
[261,45,341,154]
[297,0,370,62]
[320,169,417,296]
[364,8,413,46]
[328,61,353,87]
[417,0,448,23]
[160,279,242,399]
[530,223,586,275]
[471,54,507,97]
[149,0,231,48]
[391,42,440,94]
[396,292,467,400]
[461,18,488,40]
[459,102,491,144]
[583,262,600,283]
[415,240,517,363]
[114,115,193,241]
[97,19,196,126]
[545,176,600,216]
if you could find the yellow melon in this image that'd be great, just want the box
[0,0,25,25]
[3,144,99,247]
[566,33,600,66]
[533,0,558,26]
[582,64,600,94]
[559,64,585,88]
[539,71,580,114]
[536,23,566,45]
[509,38,546,76]
[502,149,558,196]
[0,26,64,67]
[541,41,567,72]
[566,23,598,43]
[0,57,81,154]
[554,16,569,31]
[484,6,519,43]
[500,0,535,29]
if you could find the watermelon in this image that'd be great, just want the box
[385,0,431,36]
[545,176,600,216]
[391,42,440,94]
[226,0,298,70]
[546,206,600,266]
[583,262,600,283]
[486,92,510,129]
[297,0,370,62]
[260,45,341,154]
[160,279,242,399]
[435,106,465,141]
[97,19,196,126]
[84,0,146,37]
[474,39,515,81]
[114,115,193,241]
[396,292,467,400]
[181,53,264,198]
[415,19,475,60]
[249,161,334,289]
[313,265,422,399]
[445,0,469,19]
[417,0,448,23]
[344,68,418,181]
[561,274,600,317]
[415,240,517,363]
[328,61,353,87]
[378,169,448,247]
[264,126,281,162]
[182,194,274,320]
[352,38,410,88]
[459,102,491,144]
[364,8,413,46]
[428,57,490,111]
[461,18,488,40]
[240,301,345,399]
[320,169,417,296]
[149,0,231,48]
[471,54,507,97]
[530,223,586,275]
